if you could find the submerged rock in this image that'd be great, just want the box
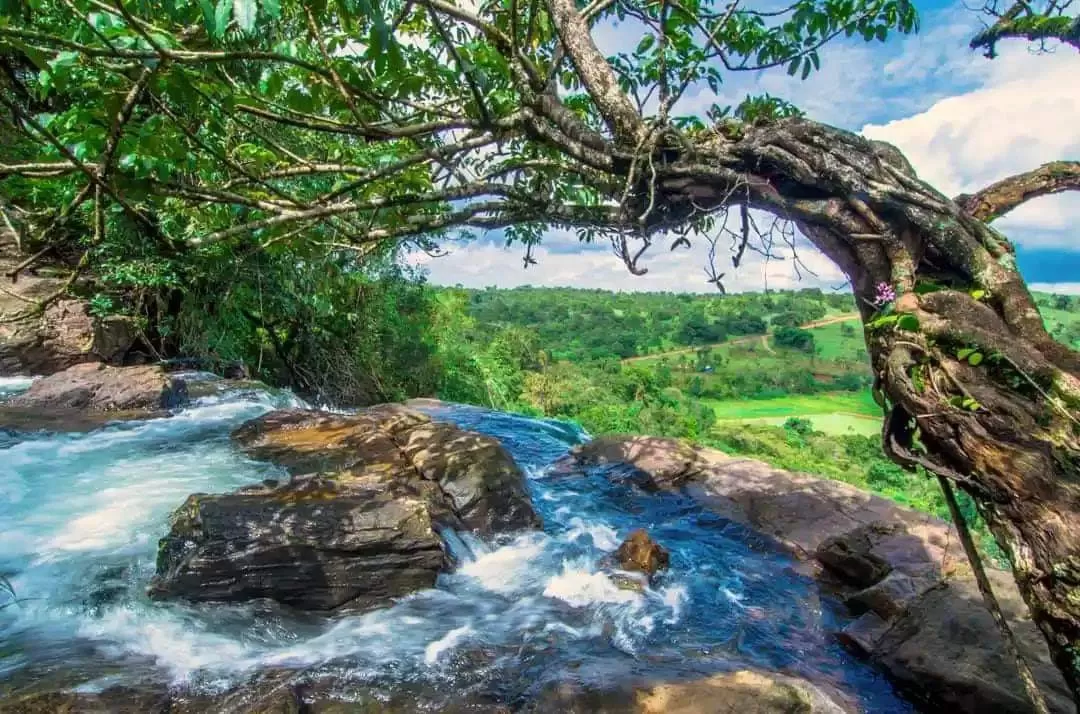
[153,405,539,610]
[3,363,186,413]
[0,687,170,714]
[615,529,670,577]
[566,435,1074,714]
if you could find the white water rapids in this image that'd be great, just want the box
[0,378,911,710]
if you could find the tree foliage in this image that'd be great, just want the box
[0,0,918,281]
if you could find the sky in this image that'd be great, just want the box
[411,1,1080,295]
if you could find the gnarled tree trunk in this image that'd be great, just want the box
[640,119,1080,698]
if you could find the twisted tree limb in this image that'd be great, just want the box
[956,161,1080,223]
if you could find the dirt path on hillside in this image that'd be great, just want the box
[622,313,858,363]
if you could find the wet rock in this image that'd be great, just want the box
[837,611,891,654]
[523,670,854,713]
[0,686,170,714]
[4,363,186,413]
[232,406,539,534]
[845,571,937,621]
[0,406,158,433]
[231,406,429,476]
[151,476,446,610]
[610,571,649,593]
[635,670,853,714]
[155,405,539,610]
[570,435,706,489]
[614,530,669,577]
[399,421,541,533]
[0,295,136,377]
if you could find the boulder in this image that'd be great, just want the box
[571,435,706,489]
[635,670,853,714]
[231,406,539,534]
[399,421,541,533]
[232,406,428,476]
[154,405,540,610]
[815,523,898,588]
[0,298,135,376]
[566,436,1073,714]
[861,573,1075,714]
[845,571,937,621]
[4,363,186,413]
[151,476,446,610]
[614,529,670,577]
[523,670,854,714]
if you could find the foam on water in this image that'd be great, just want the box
[0,375,35,397]
[0,388,913,710]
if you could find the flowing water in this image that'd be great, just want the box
[0,379,913,710]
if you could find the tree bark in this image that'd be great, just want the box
[956,161,1080,223]
[634,118,1080,701]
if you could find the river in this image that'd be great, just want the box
[0,377,912,710]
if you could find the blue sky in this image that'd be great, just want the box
[412,1,1080,294]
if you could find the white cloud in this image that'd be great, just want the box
[412,230,846,294]
[1030,283,1080,295]
[862,43,1080,247]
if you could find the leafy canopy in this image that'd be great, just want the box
[1,0,918,272]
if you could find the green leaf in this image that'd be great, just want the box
[262,0,281,19]
[896,313,919,332]
[213,0,231,37]
[786,57,801,76]
[868,313,899,330]
[969,289,986,300]
[234,0,256,32]
[0,0,25,17]
[968,352,983,366]
[957,347,974,360]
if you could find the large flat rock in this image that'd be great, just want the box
[524,669,855,714]
[3,362,186,413]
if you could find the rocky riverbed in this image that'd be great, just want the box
[0,367,1069,712]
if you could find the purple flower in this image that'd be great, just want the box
[873,282,896,306]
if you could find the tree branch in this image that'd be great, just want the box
[970,11,1080,57]
[955,161,1080,223]
[545,0,645,143]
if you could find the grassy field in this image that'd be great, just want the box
[1040,305,1080,350]
[703,390,882,437]
[802,318,867,362]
